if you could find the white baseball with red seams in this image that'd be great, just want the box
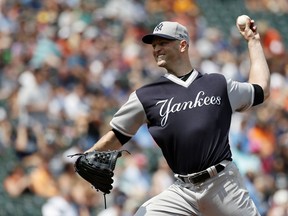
[237,15,250,30]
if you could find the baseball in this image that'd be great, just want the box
[237,15,250,30]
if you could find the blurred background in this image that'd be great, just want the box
[0,0,288,215]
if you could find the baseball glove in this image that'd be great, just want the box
[68,149,129,207]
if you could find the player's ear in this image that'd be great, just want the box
[179,40,188,52]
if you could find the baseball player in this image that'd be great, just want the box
[86,17,270,215]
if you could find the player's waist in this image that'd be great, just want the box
[174,160,230,184]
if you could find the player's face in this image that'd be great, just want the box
[152,37,180,68]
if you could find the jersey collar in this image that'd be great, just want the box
[164,69,199,88]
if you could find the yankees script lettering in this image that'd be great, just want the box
[156,91,221,127]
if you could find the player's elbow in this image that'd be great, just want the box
[264,89,270,100]
[262,82,270,101]
[252,83,269,106]
[250,77,270,102]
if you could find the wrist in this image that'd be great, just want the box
[248,37,261,47]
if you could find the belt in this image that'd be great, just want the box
[177,164,225,184]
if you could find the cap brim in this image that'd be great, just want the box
[142,33,177,44]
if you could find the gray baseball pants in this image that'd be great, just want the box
[134,161,260,216]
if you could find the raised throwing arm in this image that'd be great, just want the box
[237,15,270,100]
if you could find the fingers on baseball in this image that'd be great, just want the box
[237,20,257,36]
[250,20,257,33]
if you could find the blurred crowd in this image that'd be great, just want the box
[245,0,288,13]
[1,0,288,215]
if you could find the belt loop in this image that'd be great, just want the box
[207,166,217,177]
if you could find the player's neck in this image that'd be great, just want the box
[166,54,193,76]
[177,70,194,81]
[167,63,193,77]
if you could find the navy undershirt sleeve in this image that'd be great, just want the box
[112,128,131,145]
[252,84,264,106]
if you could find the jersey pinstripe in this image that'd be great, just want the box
[110,70,254,174]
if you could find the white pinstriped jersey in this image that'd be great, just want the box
[110,70,254,174]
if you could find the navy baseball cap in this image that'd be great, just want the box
[142,21,189,44]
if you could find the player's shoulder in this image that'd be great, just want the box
[201,72,226,79]
[137,74,168,91]
[135,74,172,104]
[197,71,227,85]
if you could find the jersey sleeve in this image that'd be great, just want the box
[110,91,147,137]
[226,79,254,112]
